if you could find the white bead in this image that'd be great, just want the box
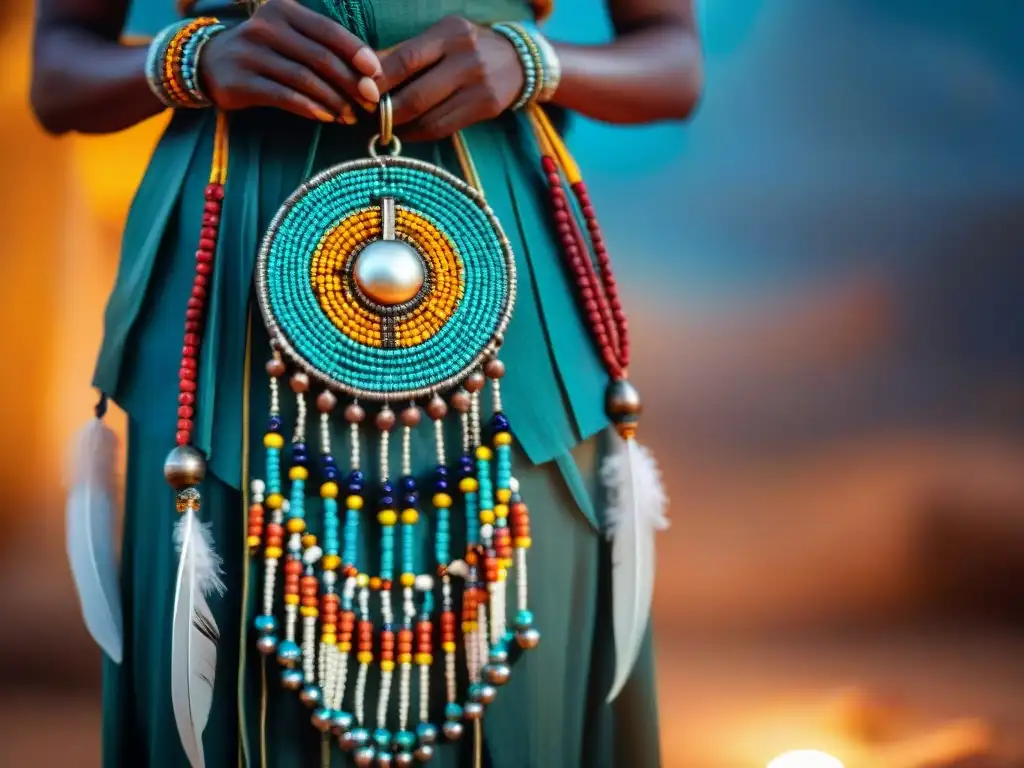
[414,574,434,592]
[322,570,337,587]
[251,478,266,496]
[447,559,468,578]
[509,477,520,493]
[302,545,323,565]
[480,523,494,541]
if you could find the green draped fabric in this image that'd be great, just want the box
[97,2,659,766]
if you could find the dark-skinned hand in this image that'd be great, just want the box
[375,16,524,141]
[198,0,382,123]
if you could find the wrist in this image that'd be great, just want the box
[145,17,226,109]
[490,22,561,110]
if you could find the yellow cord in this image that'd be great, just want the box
[260,660,269,768]
[474,718,483,768]
[527,105,582,184]
[452,131,485,195]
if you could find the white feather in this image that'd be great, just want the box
[171,508,225,768]
[601,428,669,703]
[66,417,124,663]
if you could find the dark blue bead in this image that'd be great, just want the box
[434,479,449,491]
[382,623,395,632]
[347,470,364,483]
[403,494,418,506]
[435,465,449,477]
[491,413,510,431]
[382,481,394,494]
[324,467,339,481]
[269,416,282,431]
[323,455,336,466]
[380,496,394,507]
[400,476,417,491]
[347,481,363,493]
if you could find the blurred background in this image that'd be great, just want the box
[3,0,1024,766]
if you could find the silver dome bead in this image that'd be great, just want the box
[463,701,484,721]
[476,684,497,705]
[255,635,278,656]
[332,711,354,735]
[395,752,415,768]
[376,751,393,768]
[485,663,511,687]
[354,239,425,305]
[605,379,642,419]
[414,745,434,763]
[163,445,207,489]
[338,731,358,752]
[280,670,303,691]
[311,708,333,732]
[442,721,464,741]
[353,747,377,767]
[299,684,322,708]
[516,627,541,650]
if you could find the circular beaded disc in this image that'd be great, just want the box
[257,156,516,401]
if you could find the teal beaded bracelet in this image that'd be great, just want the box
[491,23,542,110]
[144,18,225,109]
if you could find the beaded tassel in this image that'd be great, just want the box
[484,361,513,688]
[313,389,340,732]
[372,405,397,763]
[254,356,286,657]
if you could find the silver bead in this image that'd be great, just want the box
[485,663,511,687]
[164,445,207,489]
[476,684,497,705]
[255,635,278,656]
[280,669,304,691]
[299,684,322,708]
[605,379,642,419]
[413,745,434,763]
[354,239,425,305]
[463,701,484,721]
[489,648,509,664]
[312,708,333,732]
[516,627,541,650]
[416,724,438,744]
[332,711,354,735]
[395,752,415,767]
[442,721,464,741]
[339,731,358,752]
[376,751,393,768]
[354,747,377,767]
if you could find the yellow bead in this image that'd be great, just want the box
[400,572,416,587]
[345,494,363,509]
[289,466,309,481]
[265,546,283,559]
[496,489,512,503]
[338,641,352,652]
[322,555,341,570]
[320,482,338,499]
[322,624,336,634]
[400,508,419,524]
[300,606,318,618]
[398,653,412,664]
[495,503,509,519]
[494,432,513,446]
[459,477,478,493]
[461,622,477,632]
[264,433,284,449]
[322,634,337,645]
[414,653,433,665]
[442,641,456,653]
[301,533,317,548]
[381,660,396,672]
[475,446,493,461]
[266,493,284,509]
[356,651,373,664]
[286,518,306,533]
[514,537,532,549]
[247,535,261,548]
[284,594,300,605]
[356,573,370,587]
[497,568,508,582]
[479,510,495,524]
[377,510,397,526]
[432,493,452,508]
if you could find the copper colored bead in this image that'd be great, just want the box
[290,372,310,393]
[376,406,395,432]
[464,371,486,393]
[400,406,421,428]
[426,394,448,420]
[450,389,471,413]
[484,359,506,380]
[316,390,337,413]
[266,358,286,378]
[345,403,366,423]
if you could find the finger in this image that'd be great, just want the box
[251,52,353,121]
[280,0,382,77]
[261,23,366,109]
[389,54,467,126]
[245,75,339,123]
[376,22,455,93]
[400,85,491,142]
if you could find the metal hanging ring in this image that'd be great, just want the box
[379,93,393,147]
[368,134,403,158]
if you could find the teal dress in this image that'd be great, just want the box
[96,2,659,766]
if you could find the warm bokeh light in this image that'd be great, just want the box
[767,751,845,768]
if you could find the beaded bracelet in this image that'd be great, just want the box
[145,17,225,109]
[492,22,561,109]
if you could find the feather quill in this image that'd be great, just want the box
[601,428,669,703]
[66,416,124,663]
[171,508,225,768]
